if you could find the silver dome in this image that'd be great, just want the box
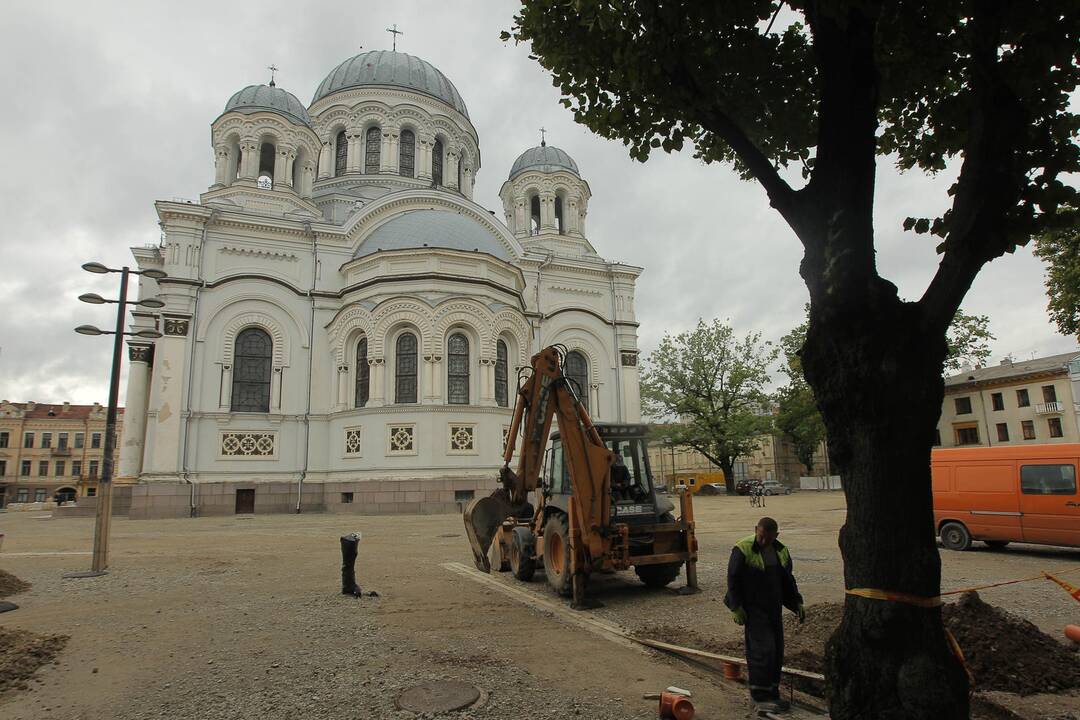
[312,51,469,118]
[222,84,312,126]
[508,145,579,180]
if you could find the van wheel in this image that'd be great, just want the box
[940,522,972,551]
[985,540,1010,550]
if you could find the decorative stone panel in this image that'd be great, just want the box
[220,431,277,459]
[344,427,363,456]
[387,424,417,456]
[448,424,477,455]
[620,352,638,367]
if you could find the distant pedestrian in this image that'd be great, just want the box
[724,517,805,713]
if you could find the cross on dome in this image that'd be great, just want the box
[267,64,279,87]
[386,24,404,51]
[539,126,547,147]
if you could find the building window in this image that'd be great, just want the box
[954,397,972,415]
[1016,388,1030,407]
[432,139,444,185]
[341,492,354,504]
[355,336,369,408]
[24,432,34,448]
[1048,417,1064,438]
[954,426,980,446]
[58,432,68,450]
[0,431,8,448]
[1021,420,1036,440]
[399,129,415,177]
[231,327,273,413]
[335,130,348,176]
[364,126,381,173]
[1020,464,1076,495]
[344,428,362,456]
[996,423,1009,442]
[38,461,49,477]
[258,141,276,189]
[447,333,470,405]
[495,339,509,408]
[55,461,65,477]
[1042,384,1058,403]
[86,487,97,497]
[89,460,99,478]
[41,432,52,448]
[0,460,5,476]
[21,460,30,476]
[75,432,84,449]
[34,489,46,503]
[395,332,418,404]
[530,195,541,235]
[554,195,565,234]
[72,460,82,476]
[16,487,28,503]
[91,432,102,449]
[565,351,589,411]
[991,392,1004,411]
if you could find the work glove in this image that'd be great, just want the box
[797,604,807,624]
[732,607,747,626]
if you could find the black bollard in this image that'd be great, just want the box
[340,532,362,596]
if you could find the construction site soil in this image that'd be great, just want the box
[0,492,1077,719]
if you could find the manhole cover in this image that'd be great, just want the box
[396,680,480,714]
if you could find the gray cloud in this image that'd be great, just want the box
[0,0,1073,404]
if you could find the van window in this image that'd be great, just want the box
[1020,464,1077,495]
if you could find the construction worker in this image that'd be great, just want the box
[724,517,806,713]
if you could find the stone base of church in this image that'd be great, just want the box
[121,477,498,520]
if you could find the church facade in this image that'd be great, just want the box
[116,51,643,517]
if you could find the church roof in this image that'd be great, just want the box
[312,51,469,118]
[222,84,312,126]
[355,210,513,262]
[509,144,579,180]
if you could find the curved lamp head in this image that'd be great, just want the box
[137,297,165,309]
[133,329,163,339]
[74,325,104,336]
[81,262,110,274]
[78,293,108,305]
[140,269,167,280]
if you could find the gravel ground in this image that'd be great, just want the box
[0,492,1077,719]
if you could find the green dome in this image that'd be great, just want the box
[509,145,579,179]
[312,51,469,118]
[222,84,311,126]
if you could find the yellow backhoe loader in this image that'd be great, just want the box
[463,345,699,608]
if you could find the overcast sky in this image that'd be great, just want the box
[0,0,1075,405]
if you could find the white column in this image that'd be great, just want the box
[347,133,362,172]
[446,149,460,189]
[479,359,496,406]
[590,383,601,420]
[117,344,152,480]
[239,139,259,179]
[417,135,433,180]
[144,316,191,475]
[430,356,443,403]
[219,364,232,409]
[462,166,474,200]
[282,149,296,188]
[540,192,557,231]
[368,359,385,407]
[317,141,332,180]
[270,367,282,411]
[423,356,437,404]
[213,148,229,187]
[302,161,316,198]
[380,130,394,173]
[337,365,349,409]
[567,198,581,234]
[273,149,288,188]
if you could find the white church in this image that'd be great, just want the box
[116,50,643,518]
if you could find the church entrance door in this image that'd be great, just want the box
[235,489,255,514]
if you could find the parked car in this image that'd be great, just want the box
[735,479,756,496]
[760,480,792,496]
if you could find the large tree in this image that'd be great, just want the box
[642,319,777,493]
[1034,218,1080,337]
[504,2,1079,717]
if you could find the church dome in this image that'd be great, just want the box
[508,144,579,180]
[355,210,513,261]
[222,84,312,126]
[312,51,469,118]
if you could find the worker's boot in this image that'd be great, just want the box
[340,533,362,596]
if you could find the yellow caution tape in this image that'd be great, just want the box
[845,588,943,607]
[1044,572,1080,604]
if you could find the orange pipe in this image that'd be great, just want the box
[1066,625,1080,644]
[658,691,694,720]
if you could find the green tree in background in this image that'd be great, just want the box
[506,3,1079,715]
[775,315,827,475]
[1034,219,1080,337]
[945,310,996,372]
[641,319,777,494]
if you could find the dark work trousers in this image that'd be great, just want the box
[745,605,784,702]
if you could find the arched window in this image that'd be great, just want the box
[565,350,589,411]
[258,142,276,189]
[335,130,348,176]
[231,328,272,412]
[458,154,464,190]
[399,129,415,177]
[432,139,444,185]
[395,332,418,403]
[555,196,565,234]
[530,195,541,235]
[355,336,369,408]
[447,333,470,405]
[495,340,509,408]
[364,127,381,173]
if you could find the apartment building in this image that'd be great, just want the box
[0,401,123,507]
[936,351,1080,448]
[648,433,829,489]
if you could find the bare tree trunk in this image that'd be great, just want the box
[803,294,970,719]
[718,459,735,495]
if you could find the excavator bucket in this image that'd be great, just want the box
[463,489,512,572]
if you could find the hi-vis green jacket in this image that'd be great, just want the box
[724,535,803,614]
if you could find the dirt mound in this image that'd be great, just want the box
[944,591,1080,696]
[0,569,31,598]
[0,627,68,696]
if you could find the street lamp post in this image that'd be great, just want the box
[74,263,166,575]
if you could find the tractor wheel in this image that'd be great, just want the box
[635,562,682,589]
[509,526,536,581]
[940,522,972,551]
[543,513,573,596]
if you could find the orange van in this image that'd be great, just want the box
[932,443,1080,550]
